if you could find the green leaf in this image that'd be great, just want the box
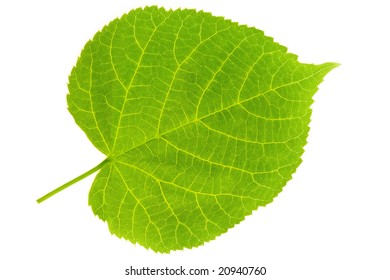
[37,6,338,252]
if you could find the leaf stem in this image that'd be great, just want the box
[36,158,110,204]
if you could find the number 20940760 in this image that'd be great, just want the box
[218,267,266,276]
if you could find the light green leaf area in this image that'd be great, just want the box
[60,6,336,252]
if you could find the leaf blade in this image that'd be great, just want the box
[65,6,339,252]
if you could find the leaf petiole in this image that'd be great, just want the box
[36,158,110,204]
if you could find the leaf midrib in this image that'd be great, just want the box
[109,64,335,161]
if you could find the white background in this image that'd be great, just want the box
[1,0,389,279]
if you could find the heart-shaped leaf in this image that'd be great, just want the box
[38,6,337,252]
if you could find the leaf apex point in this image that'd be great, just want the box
[328,62,341,70]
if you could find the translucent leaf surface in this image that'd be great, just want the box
[39,6,337,252]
